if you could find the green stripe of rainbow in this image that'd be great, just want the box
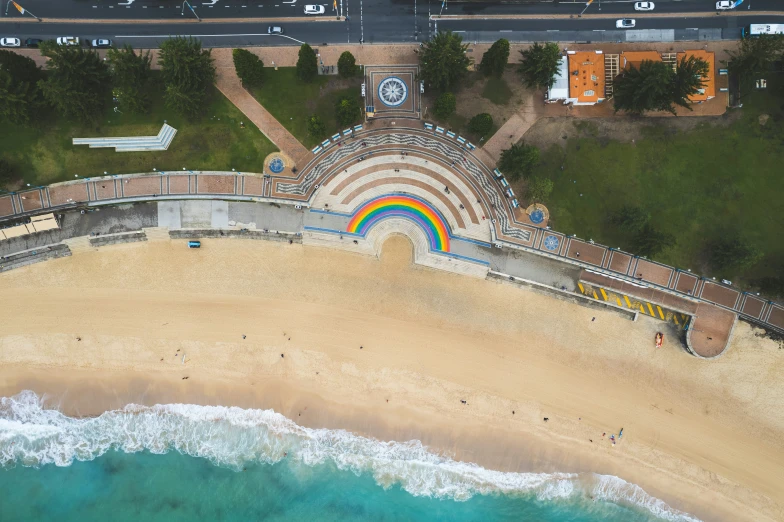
[346,195,451,252]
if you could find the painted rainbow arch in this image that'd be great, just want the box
[346,194,451,252]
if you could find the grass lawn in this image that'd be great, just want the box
[0,80,276,188]
[249,68,362,148]
[482,76,514,105]
[535,76,784,283]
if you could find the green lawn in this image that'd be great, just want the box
[249,68,362,148]
[0,81,276,188]
[534,76,784,283]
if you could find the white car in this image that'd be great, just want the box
[0,37,21,47]
[634,1,654,10]
[268,26,284,35]
[304,4,325,14]
[91,39,112,48]
[716,0,735,9]
[56,36,80,46]
[616,19,636,29]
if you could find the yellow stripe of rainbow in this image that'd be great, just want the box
[346,195,451,252]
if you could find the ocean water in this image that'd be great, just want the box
[0,391,700,522]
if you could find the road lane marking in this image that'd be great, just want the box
[118,33,306,44]
[600,288,608,301]
[647,302,655,316]
[578,283,585,293]
[624,295,631,307]
[657,305,665,320]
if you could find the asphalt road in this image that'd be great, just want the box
[3,13,783,46]
[3,0,780,21]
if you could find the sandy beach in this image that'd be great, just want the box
[0,236,782,521]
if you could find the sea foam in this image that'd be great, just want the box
[0,390,699,521]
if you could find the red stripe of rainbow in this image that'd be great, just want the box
[346,195,450,252]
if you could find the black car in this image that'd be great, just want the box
[25,38,43,48]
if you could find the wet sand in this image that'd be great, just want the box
[0,237,782,521]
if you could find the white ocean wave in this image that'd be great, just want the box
[0,390,700,521]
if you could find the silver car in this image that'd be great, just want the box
[615,19,636,29]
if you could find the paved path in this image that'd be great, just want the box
[213,53,310,168]
[482,112,541,164]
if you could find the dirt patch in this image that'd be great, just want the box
[423,69,538,132]
[522,111,743,151]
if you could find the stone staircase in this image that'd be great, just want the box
[61,236,93,254]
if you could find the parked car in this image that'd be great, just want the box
[91,39,112,48]
[268,26,284,34]
[716,0,735,9]
[25,38,43,48]
[0,37,21,47]
[304,4,325,14]
[634,1,654,10]
[615,19,636,29]
[56,36,80,46]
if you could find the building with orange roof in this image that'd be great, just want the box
[621,51,662,71]
[677,50,715,102]
[565,51,605,105]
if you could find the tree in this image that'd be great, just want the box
[434,92,456,119]
[107,44,153,114]
[419,31,471,91]
[526,176,553,203]
[518,42,562,90]
[158,37,215,117]
[630,223,675,258]
[0,68,45,125]
[754,271,784,299]
[498,142,539,182]
[337,51,356,78]
[232,48,264,88]
[727,34,784,81]
[0,158,17,188]
[296,43,318,82]
[707,236,763,273]
[335,95,361,127]
[613,60,676,115]
[479,38,510,78]
[468,113,493,137]
[37,41,111,122]
[609,205,650,232]
[307,115,326,139]
[672,55,709,112]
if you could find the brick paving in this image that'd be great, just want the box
[0,196,13,217]
[689,303,737,358]
[214,60,310,168]
[93,181,117,200]
[121,176,162,197]
[168,175,190,195]
[197,175,236,195]
[49,183,89,206]
[19,190,43,212]
[242,176,264,196]
[634,259,673,288]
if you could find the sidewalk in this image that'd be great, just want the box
[212,49,310,167]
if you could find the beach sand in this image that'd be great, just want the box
[0,236,782,521]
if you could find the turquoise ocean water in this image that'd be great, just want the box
[0,391,699,522]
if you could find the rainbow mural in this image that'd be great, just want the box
[346,195,451,252]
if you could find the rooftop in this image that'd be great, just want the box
[567,51,605,104]
[678,50,715,102]
[621,51,662,71]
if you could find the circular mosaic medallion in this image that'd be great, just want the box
[543,235,560,251]
[529,209,545,224]
[268,156,285,174]
[378,77,408,107]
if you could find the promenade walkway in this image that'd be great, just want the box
[2,124,782,358]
